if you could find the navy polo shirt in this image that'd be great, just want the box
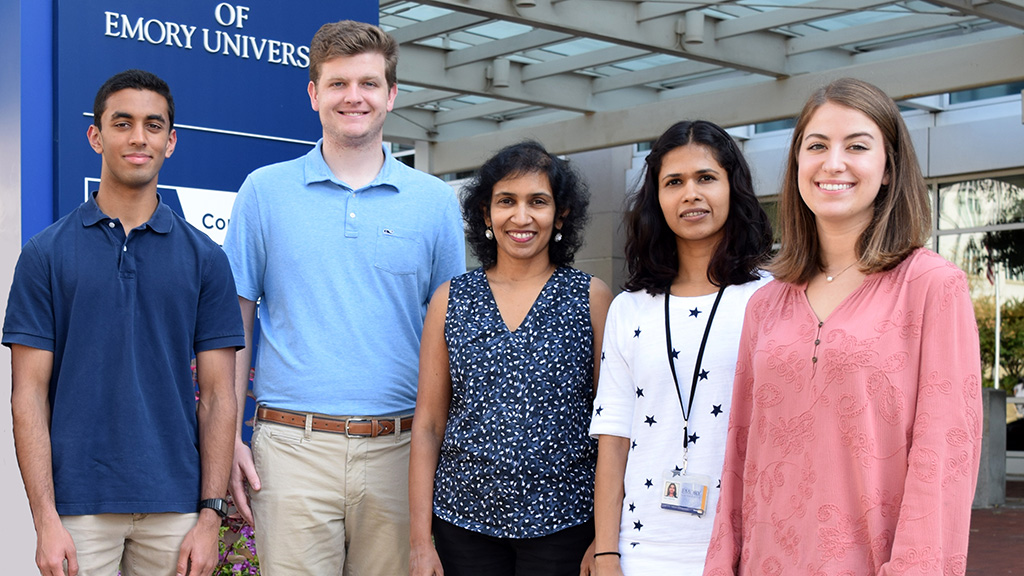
[3,193,244,516]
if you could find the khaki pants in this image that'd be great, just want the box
[60,512,198,576]
[250,419,412,576]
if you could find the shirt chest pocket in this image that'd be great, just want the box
[374,226,419,276]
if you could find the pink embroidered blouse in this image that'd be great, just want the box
[704,249,982,576]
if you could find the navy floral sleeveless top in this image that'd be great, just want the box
[433,266,597,538]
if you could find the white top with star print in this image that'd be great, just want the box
[590,273,769,574]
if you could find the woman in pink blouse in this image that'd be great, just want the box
[703,78,982,576]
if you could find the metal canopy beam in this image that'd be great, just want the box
[592,60,722,93]
[418,34,1024,174]
[786,14,970,54]
[435,100,530,124]
[381,0,1024,164]
[521,46,649,81]
[410,0,790,76]
[716,0,895,39]
[394,89,461,109]
[398,42,598,113]
[925,0,1024,28]
[387,12,490,44]
[445,28,574,67]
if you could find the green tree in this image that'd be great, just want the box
[977,297,1024,391]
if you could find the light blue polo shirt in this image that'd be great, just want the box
[223,141,465,416]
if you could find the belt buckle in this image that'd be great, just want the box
[345,418,372,438]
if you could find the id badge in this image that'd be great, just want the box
[660,470,710,517]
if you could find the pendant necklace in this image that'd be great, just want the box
[825,262,857,282]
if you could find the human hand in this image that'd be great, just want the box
[579,539,597,576]
[229,439,260,526]
[409,543,445,576]
[34,517,78,576]
[175,511,221,576]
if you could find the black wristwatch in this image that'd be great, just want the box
[199,498,229,518]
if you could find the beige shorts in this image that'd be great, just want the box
[250,419,412,576]
[60,512,198,576]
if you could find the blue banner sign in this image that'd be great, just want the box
[54,0,378,237]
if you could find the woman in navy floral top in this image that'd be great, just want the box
[410,141,613,576]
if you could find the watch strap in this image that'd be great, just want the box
[199,498,229,518]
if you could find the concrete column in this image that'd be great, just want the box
[974,387,1007,508]
[1,1,39,573]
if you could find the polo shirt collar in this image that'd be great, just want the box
[303,139,401,193]
[79,191,175,234]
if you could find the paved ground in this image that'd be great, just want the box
[968,482,1024,575]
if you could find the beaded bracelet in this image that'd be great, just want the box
[593,551,621,558]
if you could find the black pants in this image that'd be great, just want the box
[431,515,594,576]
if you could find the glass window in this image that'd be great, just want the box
[938,175,1024,230]
[935,171,1024,390]
[948,81,1024,105]
[759,197,781,244]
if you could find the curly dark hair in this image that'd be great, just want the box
[623,120,772,294]
[462,140,590,269]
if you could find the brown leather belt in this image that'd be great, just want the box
[256,406,413,437]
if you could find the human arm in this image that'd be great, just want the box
[409,283,453,576]
[877,265,981,575]
[11,344,79,576]
[702,300,761,576]
[588,278,613,397]
[578,277,613,576]
[176,346,237,576]
[592,435,629,576]
[585,293,639,576]
[428,192,467,298]
[228,297,259,526]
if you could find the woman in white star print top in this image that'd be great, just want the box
[410,141,613,576]
[590,121,772,575]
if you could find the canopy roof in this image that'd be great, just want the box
[379,0,1024,173]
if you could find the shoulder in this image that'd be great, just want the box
[899,248,965,282]
[588,275,613,302]
[164,213,233,273]
[431,279,453,304]
[14,208,88,269]
[244,153,308,186]
[389,160,456,198]
[740,277,794,319]
[26,207,83,249]
[607,288,659,319]
[448,267,483,294]
[885,248,970,309]
[727,270,774,298]
[169,211,224,251]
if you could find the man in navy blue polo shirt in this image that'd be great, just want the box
[4,70,244,576]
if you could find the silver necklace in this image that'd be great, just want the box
[825,262,857,282]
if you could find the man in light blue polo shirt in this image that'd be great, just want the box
[222,20,465,575]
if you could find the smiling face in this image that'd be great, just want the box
[308,52,397,149]
[658,144,730,252]
[797,101,890,235]
[87,88,176,193]
[485,171,560,266]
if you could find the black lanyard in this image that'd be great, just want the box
[664,285,725,451]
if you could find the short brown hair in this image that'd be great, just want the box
[769,77,931,284]
[309,20,398,89]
